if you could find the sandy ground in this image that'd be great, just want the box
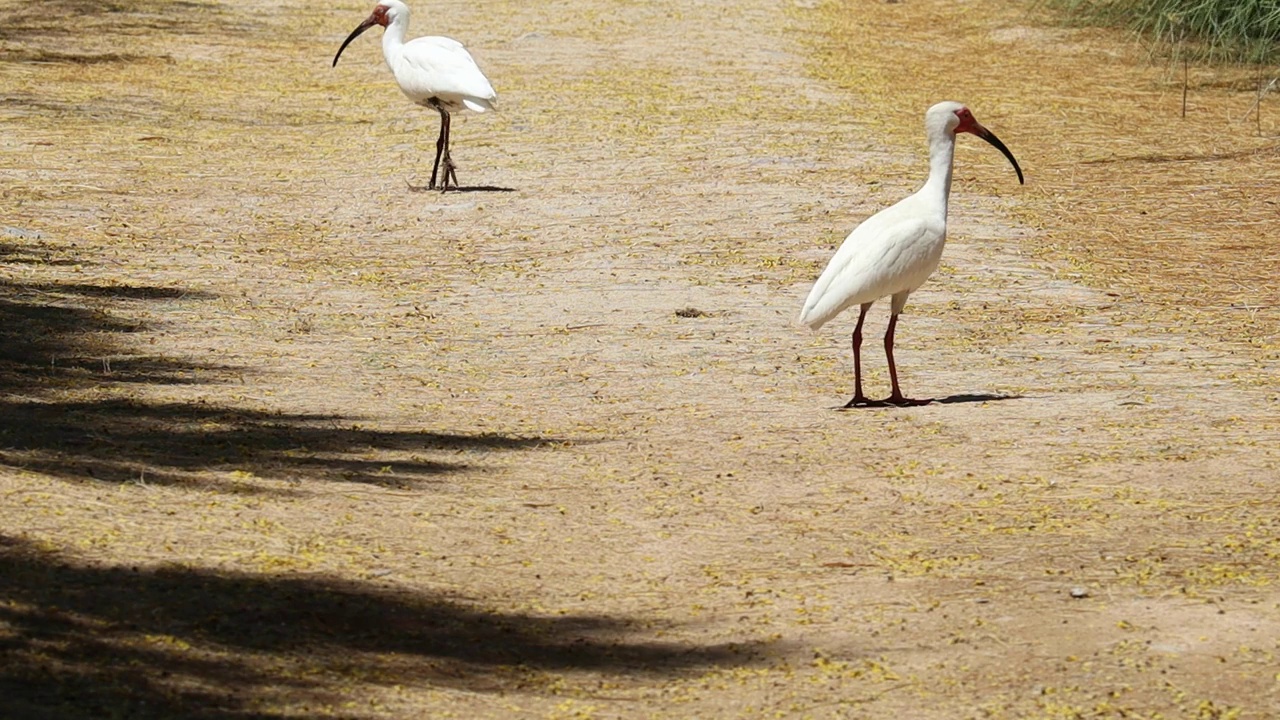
[2,0,1279,717]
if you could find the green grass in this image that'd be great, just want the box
[1041,0,1280,63]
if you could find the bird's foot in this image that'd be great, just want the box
[440,156,458,193]
[838,394,933,409]
[839,394,880,409]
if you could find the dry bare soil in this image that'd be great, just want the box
[3,0,1279,717]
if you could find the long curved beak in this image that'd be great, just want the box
[333,15,378,68]
[972,124,1025,185]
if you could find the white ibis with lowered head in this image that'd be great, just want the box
[333,0,497,192]
[798,101,1024,408]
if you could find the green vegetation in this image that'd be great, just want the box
[1042,0,1280,62]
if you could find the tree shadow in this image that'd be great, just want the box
[0,240,225,394]
[0,0,253,43]
[0,399,557,493]
[0,238,559,493]
[0,233,78,266]
[0,535,772,719]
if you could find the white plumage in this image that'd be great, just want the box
[800,101,1024,407]
[386,34,496,114]
[334,0,496,191]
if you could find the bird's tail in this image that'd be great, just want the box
[798,282,842,331]
[797,305,834,332]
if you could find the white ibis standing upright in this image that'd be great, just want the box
[798,101,1024,408]
[333,0,497,192]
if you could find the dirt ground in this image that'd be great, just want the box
[2,0,1279,717]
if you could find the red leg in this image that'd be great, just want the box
[883,313,931,406]
[842,303,874,408]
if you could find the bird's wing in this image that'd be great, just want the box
[798,215,933,330]
[398,36,497,108]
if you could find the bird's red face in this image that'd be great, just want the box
[370,5,390,27]
[952,107,978,135]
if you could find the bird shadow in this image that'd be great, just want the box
[832,393,1024,410]
[450,185,517,194]
[934,392,1025,405]
[406,184,517,194]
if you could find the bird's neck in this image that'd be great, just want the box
[382,16,408,56]
[919,130,957,213]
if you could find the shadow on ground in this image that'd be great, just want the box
[0,237,555,492]
[0,0,253,43]
[0,536,769,719]
[0,235,683,719]
[0,398,559,492]
[933,393,1024,405]
[833,393,1024,410]
[407,184,519,194]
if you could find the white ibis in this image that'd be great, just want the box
[333,0,497,192]
[798,101,1024,408]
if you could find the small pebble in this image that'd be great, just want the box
[1069,587,1089,599]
